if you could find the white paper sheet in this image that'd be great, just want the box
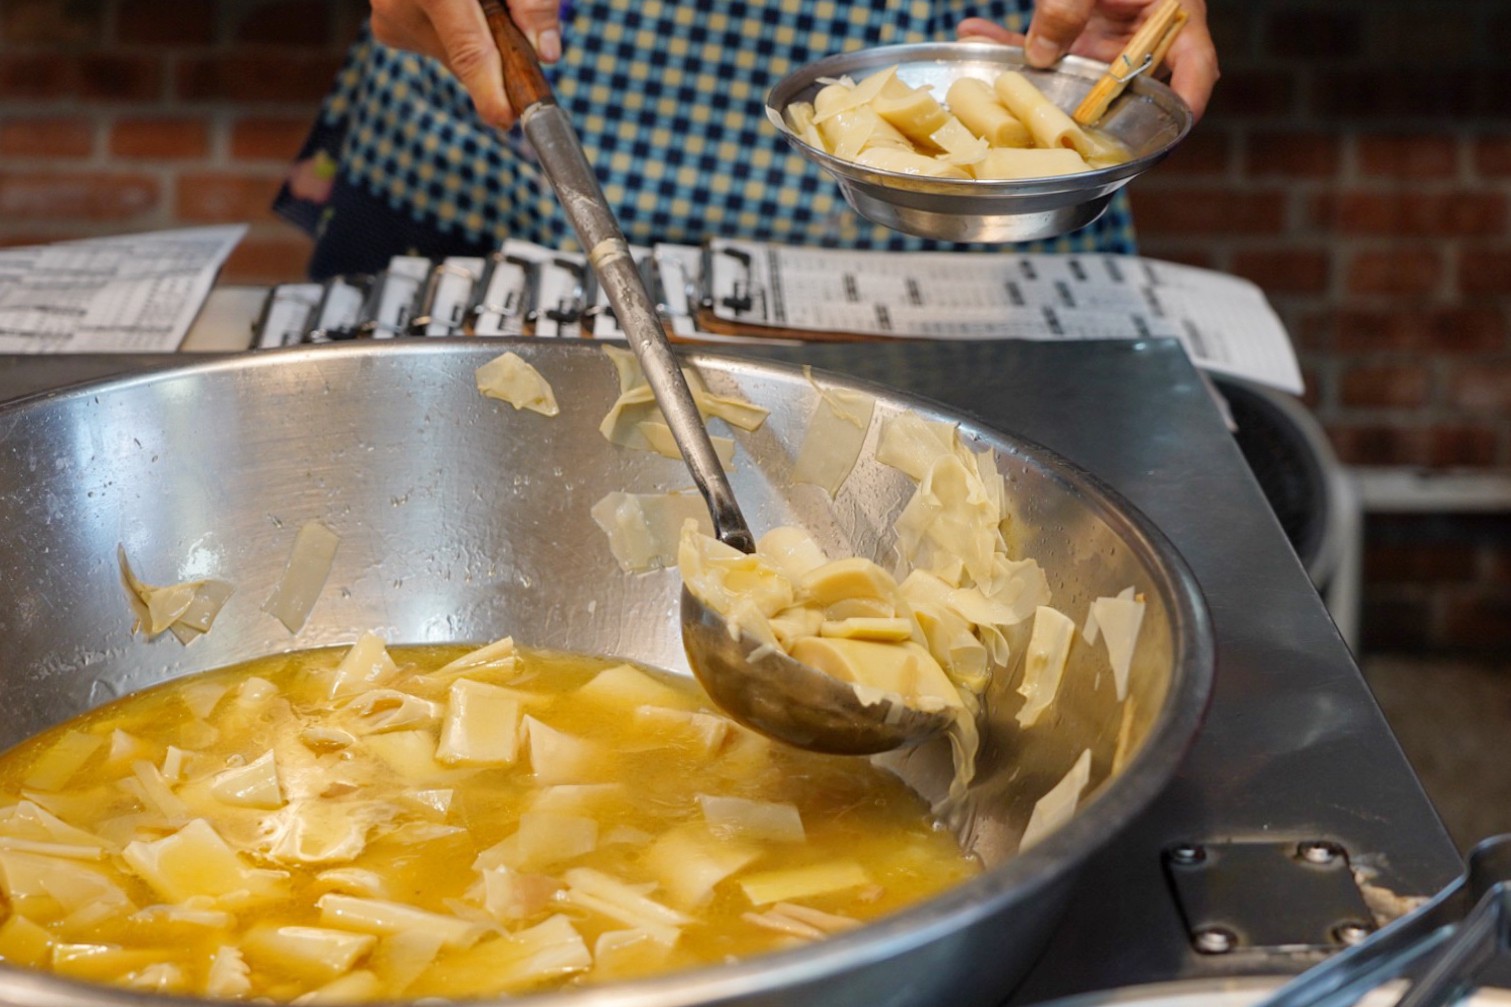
[0,225,245,353]
[702,239,1303,393]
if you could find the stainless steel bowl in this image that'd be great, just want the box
[765,42,1194,242]
[0,342,1212,1007]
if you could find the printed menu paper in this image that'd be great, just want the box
[248,237,1303,395]
[702,239,1303,393]
[0,226,246,353]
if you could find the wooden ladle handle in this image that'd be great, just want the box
[478,0,554,115]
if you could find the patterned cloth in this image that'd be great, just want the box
[276,1,1137,279]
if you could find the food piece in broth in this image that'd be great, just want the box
[0,642,978,1000]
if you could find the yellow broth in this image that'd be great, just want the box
[0,641,979,1000]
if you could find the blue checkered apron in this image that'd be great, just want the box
[289,1,1136,268]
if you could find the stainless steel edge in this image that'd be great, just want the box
[0,340,1214,1007]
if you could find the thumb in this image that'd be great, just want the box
[508,0,562,62]
[1023,0,1094,67]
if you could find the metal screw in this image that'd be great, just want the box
[1168,843,1206,866]
[1333,921,1373,946]
[1193,926,1237,954]
[1298,840,1344,865]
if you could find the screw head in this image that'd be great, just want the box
[1193,926,1237,954]
[1333,921,1372,946]
[1298,840,1344,865]
[1168,843,1206,866]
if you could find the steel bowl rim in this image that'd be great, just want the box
[0,341,1215,1007]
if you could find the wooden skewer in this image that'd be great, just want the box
[1072,0,1189,126]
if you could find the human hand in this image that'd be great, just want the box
[369,0,562,128]
[958,0,1218,120]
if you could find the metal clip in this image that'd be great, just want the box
[251,284,319,348]
[307,274,372,343]
[359,269,424,339]
[410,260,480,336]
[468,253,539,336]
[1110,52,1155,84]
[586,251,666,336]
[542,255,593,333]
[701,245,761,316]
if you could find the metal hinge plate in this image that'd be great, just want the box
[1163,840,1377,955]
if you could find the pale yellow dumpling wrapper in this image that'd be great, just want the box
[871,79,951,144]
[786,64,1129,180]
[476,351,559,417]
[810,67,898,123]
[972,147,1091,180]
[992,70,1099,158]
[820,105,912,161]
[945,77,1032,148]
[854,147,970,179]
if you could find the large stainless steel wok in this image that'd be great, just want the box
[0,342,1212,1007]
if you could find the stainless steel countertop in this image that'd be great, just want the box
[0,338,1462,1003]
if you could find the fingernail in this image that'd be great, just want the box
[537,28,561,62]
[1026,34,1060,66]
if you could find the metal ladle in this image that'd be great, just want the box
[478,1,953,754]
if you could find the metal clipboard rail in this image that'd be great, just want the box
[691,240,868,343]
[250,240,832,349]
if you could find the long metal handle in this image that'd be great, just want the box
[1396,887,1503,1007]
[478,0,755,553]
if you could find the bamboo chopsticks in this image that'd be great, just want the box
[1072,0,1188,126]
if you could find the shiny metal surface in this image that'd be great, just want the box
[742,340,1462,1004]
[680,587,953,754]
[519,103,754,554]
[765,43,1193,242]
[522,98,946,753]
[0,341,1211,1007]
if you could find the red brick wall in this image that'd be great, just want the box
[1362,514,1511,654]
[2,0,1507,653]
[0,0,364,282]
[1128,0,1510,656]
[1135,0,1511,474]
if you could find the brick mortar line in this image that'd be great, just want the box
[1149,175,1511,188]
[0,157,286,176]
[210,119,230,166]
[1214,116,1511,131]
[0,42,351,56]
[1332,396,1511,421]
[0,102,325,117]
